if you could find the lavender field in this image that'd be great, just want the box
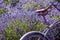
[0,0,60,40]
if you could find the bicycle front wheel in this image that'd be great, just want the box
[20,31,49,40]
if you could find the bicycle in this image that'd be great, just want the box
[20,2,60,40]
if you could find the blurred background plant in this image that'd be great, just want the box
[0,7,7,14]
[3,0,10,5]
[55,0,60,2]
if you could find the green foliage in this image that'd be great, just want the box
[2,22,19,40]
[50,16,59,20]
[3,0,19,6]
[22,2,34,10]
[2,19,30,40]
[32,3,40,10]
[0,8,6,14]
[3,0,10,5]
[15,19,30,33]
[55,0,60,2]
[22,2,40,10]
[30,22,45,31]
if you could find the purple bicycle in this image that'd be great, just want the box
[20,2,60,40]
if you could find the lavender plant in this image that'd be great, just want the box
[1,18,45,40]
[0,0,60,40]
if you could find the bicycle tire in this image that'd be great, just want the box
[20,31,49,40]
